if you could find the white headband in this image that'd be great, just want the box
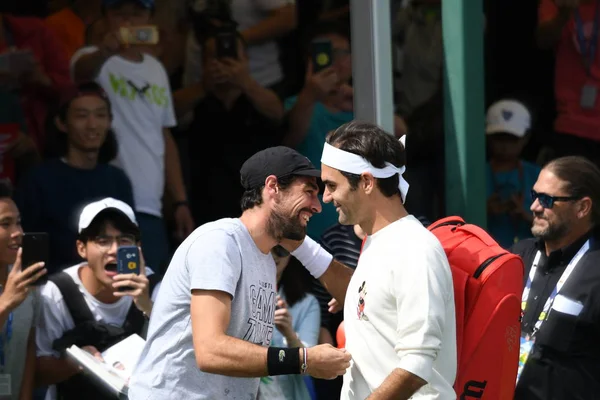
[321,136,409,202]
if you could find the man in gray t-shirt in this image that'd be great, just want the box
[129,147,351,399]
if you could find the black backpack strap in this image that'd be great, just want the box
[123,273,161,335]
[48,272,95,326]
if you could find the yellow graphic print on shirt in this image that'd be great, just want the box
[108,73,170,108]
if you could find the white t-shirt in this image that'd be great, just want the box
[70,48,177,217]
[342,215,457,400]
[36,263,161,400]
[129,218,277,400]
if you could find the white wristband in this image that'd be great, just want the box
[291,236,333,279]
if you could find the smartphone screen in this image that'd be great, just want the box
[311,39,333,73]
[119,26,160,45]
[216,32,238,59]
[117,246,140,292]
[22,232,49,286]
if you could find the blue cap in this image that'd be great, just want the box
[102,0,154,9]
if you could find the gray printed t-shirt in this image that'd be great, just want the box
[128,218,277,400]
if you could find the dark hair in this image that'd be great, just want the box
[326,121,406,198]
[44,83,118,163]
[0,181,13,200]
[201,29,247,50]
[78,209,140,243]
[101,0,155,15]
[279,256,312,307]
[303,20,350,49]
[545,156,600,225]
[189,0,236,44]
[240,175,296,212]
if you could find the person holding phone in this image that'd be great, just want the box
[173,30,284,226]
[16,82,134,275]
[0,181,46,400]
[71,0,195,273]
[35,198,161,400]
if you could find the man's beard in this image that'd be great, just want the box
[267,207,307,241]
[531,213,569,242]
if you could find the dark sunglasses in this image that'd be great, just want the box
[530,190,580,209]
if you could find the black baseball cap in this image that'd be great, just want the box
[240,146,321,190]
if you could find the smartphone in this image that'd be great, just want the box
[119,26,160,45]
[21,232,49,286]
[311,39,333,73]
[216,31,238,59]
[117,246,140,292]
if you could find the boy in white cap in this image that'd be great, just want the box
[486,99,541,248]
[35,197,161,400]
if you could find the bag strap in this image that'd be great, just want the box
[48,272,95,326]
[123,273,161,334]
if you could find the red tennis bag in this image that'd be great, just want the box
[429,216,523,399]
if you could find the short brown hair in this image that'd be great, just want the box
[545,156,600,225]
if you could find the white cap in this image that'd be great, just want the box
[78,198,137,233]
[486,100,531,138]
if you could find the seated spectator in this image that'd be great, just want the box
[0,13,71,150]
[174,30,284,224]
[15,82,134,274]
[284,22,407,240]
[35,198,161,400]
[259,246,320,400]
[0,182,46,399]
[71,0,194,271]
[485,100,540,248]
[46,0,102,60]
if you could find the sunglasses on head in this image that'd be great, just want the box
[530,190,580,209]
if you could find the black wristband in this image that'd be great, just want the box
[267,347,300,376]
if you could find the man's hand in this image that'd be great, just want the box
[220,58,252,91]
[99,30,124,57]
[204,60,231,87]
[112,249,152,315]
[305,344,351,379]
[174,204,194,242]
[304,64,339,102]
[0,248,46,312]
[328,298,342,314]
[81,346,104,362]
[274,296,294,337]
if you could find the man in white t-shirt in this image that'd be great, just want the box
[35,198,161,400]
[71,0,195,272]
[282,121,457,399]
[128,147,351,400]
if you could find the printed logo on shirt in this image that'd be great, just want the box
[108,73,170,108]
[357,281,368,321]
[243,280,276,345]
